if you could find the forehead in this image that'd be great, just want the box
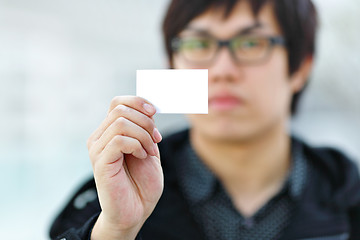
[183,1,281,38]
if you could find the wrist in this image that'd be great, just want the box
[91,213,142,240]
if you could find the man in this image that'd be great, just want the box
[50,0,360,239]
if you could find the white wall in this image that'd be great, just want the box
[0,0,359,239]
[293,0,360,160]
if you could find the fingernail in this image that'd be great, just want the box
[143,103,154,115]
[153,128,162,143]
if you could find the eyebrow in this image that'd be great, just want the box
[183,22,263,38]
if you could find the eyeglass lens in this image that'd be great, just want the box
[177,35,274,64]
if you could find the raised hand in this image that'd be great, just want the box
[87,96,164,240]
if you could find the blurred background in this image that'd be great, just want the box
[0,0,359,239]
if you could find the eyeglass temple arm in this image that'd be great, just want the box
[270,36,286,46]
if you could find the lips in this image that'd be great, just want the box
[209,94,243,111]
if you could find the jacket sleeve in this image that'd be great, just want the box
[349,204,360,240]
[311,147,360,239]
[345,159,360,240]
[49,178,101,240]
[348,167,360,240]
[49,178,144,240]
[51,213,100,240]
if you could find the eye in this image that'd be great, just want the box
[243,39,260,48]
[232,38,261,50]
[181,38,212,50]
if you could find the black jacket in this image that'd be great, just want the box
[50,129,360,240]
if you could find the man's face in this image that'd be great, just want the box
[173,1,305,142]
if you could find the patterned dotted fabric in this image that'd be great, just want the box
[176,138,308,240]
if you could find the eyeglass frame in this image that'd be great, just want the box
[171,34,286,65]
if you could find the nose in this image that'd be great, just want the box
[208,46,243,84]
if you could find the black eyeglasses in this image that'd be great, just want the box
[171,35,286,65]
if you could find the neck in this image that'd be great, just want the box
[190,124,291,195]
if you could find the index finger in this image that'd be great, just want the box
[108,96,156,117]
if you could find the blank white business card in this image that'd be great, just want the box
[136,69,208,114]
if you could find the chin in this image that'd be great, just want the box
[187,114,269,143]
[219,131,255,143]
[198,123,258,143]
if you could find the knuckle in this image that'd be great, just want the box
[112,135,124,145]
[112,104,127,116]
[111,96,122,105]
[130,96,145,110]
[134,96,144,106]
[114,117,127,127]
[122,141,135,154]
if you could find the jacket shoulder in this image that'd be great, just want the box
[302,140,360,206]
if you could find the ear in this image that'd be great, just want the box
[290,56,314,94]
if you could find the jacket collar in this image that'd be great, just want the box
[175,131,308,206]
